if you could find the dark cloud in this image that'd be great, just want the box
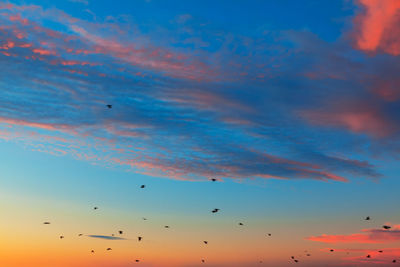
[87,235,127,240]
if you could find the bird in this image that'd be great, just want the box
[119,230,123,234]
[43,222,50,224]
[201,259,205,263]
[383,225,392,230]
[60,235,64,239]
[294,259,299,263]
[164,225,170,228]
[211,208,220,213]
[140,185,145,188]
[142,217,147,220]
[106,248,112,251]
[367,254,371,258]
[210,178,217,182]
[203,241,208,244]
[379,250,383,253]
[93,207,98,210]
[393,259,397,263]
[135,260,140,262]
[91,250,95,253]
[106,104,112,109]
[78,234,83,236]
[291,256,295,259]
[306,254,311,256]
[330,249,334,252]
[267,233,272,236]
[365,216,370,220]
[238,222,244,226]
[138,236,142,241]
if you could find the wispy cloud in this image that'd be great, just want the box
[87,235,127,240]
[1,1,397,183]
[307,224,400,244]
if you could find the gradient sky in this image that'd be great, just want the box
[1,0,400,266]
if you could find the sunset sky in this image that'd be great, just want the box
[1,0,400,266]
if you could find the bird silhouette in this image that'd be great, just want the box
[135,260,140,262]
[393,259,397,263]
[93,207,98,210]
[142,217,147,220]
[201,259,205,263]
[367,254,371,258]
[140,185,145,188]
[330,249,334,252]
[210,178,217,182]
[203,241,208,244]
[294,259,298,263]
[138,236,142,241]
[107,248,112,251]
[267,233,272,236]
[59,235,64,239]
[107,105,112,109]
[164,226,170,228]
[238,222,244,226]
[291,256,295,259]
[383,225,392,230]
[365,216,370,220]
[91,250,95,253]
[43,222,50,224]
[379,250,383,253]
[78,234,83,236]
[119,230,123,234]
[211,208,220,213]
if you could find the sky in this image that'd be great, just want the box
[0,0,400,266]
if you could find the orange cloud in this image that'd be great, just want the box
[354,0,400,55]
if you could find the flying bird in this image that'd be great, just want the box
[330,249,334,252]
[267,233,272,236]
[78,234,83,236]
[119,231,123,234]
[365,216,370,220]
[238,222,244,226]
[393,259,397,263]
[164,226,170,228]
[142,217,147,220]
[210,178,217,182]
[106,248,112,251]
[135,260,140,262]
[91,250,95,253]
[138,236,142,241]
[140,185,145,188]
[201,259,205,263]
[367,254,371,258]
[294,259,299,263]
[383,225,392,230]
[93,207,98,210]
[106,104,112,109]
[203,241,208,244]
[59,235,64,239]
[43,222,50,224]
[379,250,383,253]
[211,208,220,213]
[291,256,295,259]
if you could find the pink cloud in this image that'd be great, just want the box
[301,107,394,138]
[353,0,400,55]
[307,225,400,244]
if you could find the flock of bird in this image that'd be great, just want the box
[40,104,399,265]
